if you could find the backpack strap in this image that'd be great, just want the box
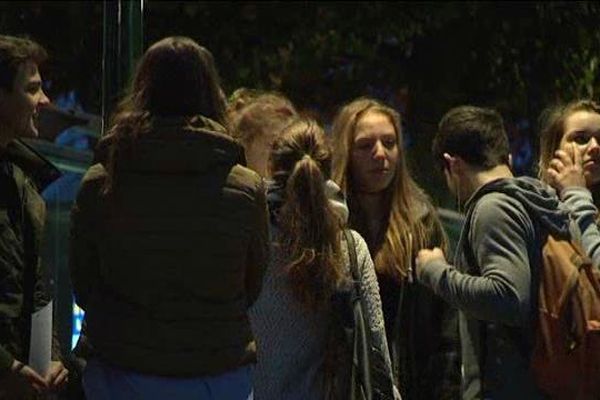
[461,187,540,391]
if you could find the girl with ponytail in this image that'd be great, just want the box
[250,118,395,399]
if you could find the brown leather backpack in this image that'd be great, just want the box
[531,234,600,400]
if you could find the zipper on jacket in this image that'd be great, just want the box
[391,232,414,389]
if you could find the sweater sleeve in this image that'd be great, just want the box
[418,195,534,327]
[352,230,401,400]
[561,187,600,268]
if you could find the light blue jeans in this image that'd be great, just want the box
[83,358,253,400]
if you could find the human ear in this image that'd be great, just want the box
[443,153,456,174]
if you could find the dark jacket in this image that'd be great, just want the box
[0,139,61,375]
[69,116,269,377]
[419,177,569,399]
[378,203,461,400]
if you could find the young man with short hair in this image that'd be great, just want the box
[0,34,68,397]
[415,106,568,399]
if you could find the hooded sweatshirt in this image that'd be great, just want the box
[418,176,570,400]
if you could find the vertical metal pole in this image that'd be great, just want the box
[67,0,145,355]
[101,0,120,136]
[124,0,144,82]
[101,0,144,136]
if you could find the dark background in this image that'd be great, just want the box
[1,1,599,373]
[1,1,599,205]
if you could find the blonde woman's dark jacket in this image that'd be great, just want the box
[373,202,461,400]
[69,116,269,377]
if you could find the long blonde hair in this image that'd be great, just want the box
[331,97,445,282]
[270,118,346,309]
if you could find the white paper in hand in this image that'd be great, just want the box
[29,300,52,375]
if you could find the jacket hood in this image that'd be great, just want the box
[466,176,570,237]
[267,179,349,225]
[98,115,246,174]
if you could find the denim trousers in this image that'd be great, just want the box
[83,358,253,400]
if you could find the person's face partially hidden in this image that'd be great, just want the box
[559,110,600,188]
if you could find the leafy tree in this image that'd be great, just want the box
[2,1,600,204]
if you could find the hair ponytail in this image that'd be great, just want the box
[271,119,346,309]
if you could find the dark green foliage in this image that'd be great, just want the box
[1,1,599,203]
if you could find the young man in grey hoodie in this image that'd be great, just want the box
[415,106,569,400]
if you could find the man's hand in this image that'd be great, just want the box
[10,359,48,393]
[415,247,447,280]
[45,360,69,391]
[547,142,586,193]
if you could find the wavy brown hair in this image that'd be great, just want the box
[228,91,297,145]
[331,97,446,282]
[228,91,297,176]
[270,118,346,309]
[100,36,226,192]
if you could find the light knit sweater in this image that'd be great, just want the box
[249,228,391,400]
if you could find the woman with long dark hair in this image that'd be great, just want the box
[69,36,268,400]
[250,118,396,399]
[330,97,460,399]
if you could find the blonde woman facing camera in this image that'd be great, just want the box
[330,98,460,400]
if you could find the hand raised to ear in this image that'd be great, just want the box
[546,143,586,194]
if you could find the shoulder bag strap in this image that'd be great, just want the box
[343,229,359,282]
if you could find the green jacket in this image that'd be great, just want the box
[69,116,269,377]
[0,139,61,375]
